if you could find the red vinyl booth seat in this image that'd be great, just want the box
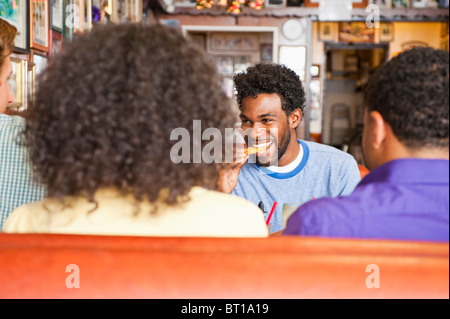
[0,233,448,299]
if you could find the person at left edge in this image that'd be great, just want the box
[0,18,46,229]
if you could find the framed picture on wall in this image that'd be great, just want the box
[411,0,439,7]
[110,0,143,23]
[287,0,303,6]
[50,29,62,56]
[31,50,49,76]
[369,0,393,8]
[8,57,27,109]
[216,56,234,76]
[72,0,85,32]
[319,22,335,42]
[303,0,319,7]
[266,0,286,7]
[1,0,30,53]
[352,0,369,8]
[260,43,273,62]
[311,64,320,78]
[50,0,63,32]
[27,61,37,105]
[392,0,410,7]
[379,22,394,42]
[30,0,50,52]
[234,56,251,74]
[338,22,375,43]
[174,0,197,6]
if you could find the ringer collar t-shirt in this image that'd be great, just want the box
[233,139,360,233]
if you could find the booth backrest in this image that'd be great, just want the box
[0,233,448,299]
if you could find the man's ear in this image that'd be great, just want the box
[289,109,302,129]
[369,111,387,150]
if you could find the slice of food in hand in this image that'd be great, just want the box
[244,143,271,155]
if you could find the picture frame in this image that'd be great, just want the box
[266,0,286,7]
[72,0,85,33]
[30,0,50,52]
[379,22,394,42]
[216,56,234,76]
[0,0,30,53]
[7,56,27,109]
[352,0,369,8]
[234,55,251,74]
[279,46,306,81]
[369,0,393,8]
[411,0,439,7]
[287,0,303,6]
[50,29,62,56]
[338,22,376,43]
[27,61,37,105]
[50,0,63,32]
[303,0,319,7]
[174,0,197,6]
[110,0,142,23]
[64,0,72,39]
[260,43,273,62]
[31,50,49,76]
[392,0,410,7]
[311,64,320,78]
[319,22,335,42]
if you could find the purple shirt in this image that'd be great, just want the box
[283,159,449,242]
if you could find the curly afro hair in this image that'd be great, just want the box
[233,63,306,119]
[25,23,237,208]
[366,47,449,149]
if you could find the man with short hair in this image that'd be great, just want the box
[218,63,361,233]
[0,18,46,229]
[284,47,449,242]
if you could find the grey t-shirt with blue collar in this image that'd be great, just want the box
[232,140,361,233]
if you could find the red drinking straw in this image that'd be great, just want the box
[266,201,278,226]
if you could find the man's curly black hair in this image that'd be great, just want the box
[233,63,306,119]
[366,47,449,149]
[24,23,237,208]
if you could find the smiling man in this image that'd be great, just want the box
[218,63,360,233]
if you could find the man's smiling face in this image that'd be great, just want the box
[239,93,295,167]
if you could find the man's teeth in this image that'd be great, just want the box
[253,142,272,148]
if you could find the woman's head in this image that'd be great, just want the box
[26,23,236,205]
[0,18,16,67]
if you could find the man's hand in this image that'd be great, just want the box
[217,142,248,194]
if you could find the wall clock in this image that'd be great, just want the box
[282,19,304,41]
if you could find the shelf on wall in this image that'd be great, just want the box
[170,7,449,22]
